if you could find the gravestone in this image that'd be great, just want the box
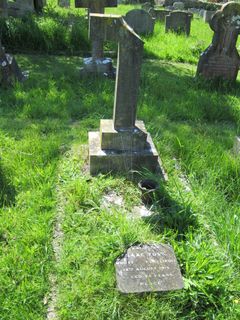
[75,0,117,76]
[142,2,153,12]
[125,9,155,36]
[173,1,185,11]
[233,136,240,155]
[8,0,45,17]
[154,9,171,21]
[0,0,8,17]
[88,14,164,175]
[165,10,192,36]
[203,10,215,23]
[0,41,28,87]
[58,0,70,7]
[115,244,184,293]
[196,2,240,82]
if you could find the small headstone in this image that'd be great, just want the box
[165,10,192,36]
[173,2,185,11]
[233,136,240,155]
[125,9,155,36]
[0,41,28,87]
[58,0,70,8]
[196,2,240,82]
[115,244,184,293]
[203,10,215,23]
[154,9,171,22]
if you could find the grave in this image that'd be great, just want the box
[58,0,70,7]
[0,40,28,87]
[173,1,185,11]
[203,9,215,23]
[165,10,192,36]
[8,0,45,17]
[125,9,155,36]
[115,244,184,293]
[196,2,240,82]
[0,0,8,17]
[75,0,117,76]
[141,2,153,12]
[154,9,171,21]
[88,14,164,175]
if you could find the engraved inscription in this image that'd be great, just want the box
[115,244,184,293]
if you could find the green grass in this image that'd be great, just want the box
[0,53,240,319]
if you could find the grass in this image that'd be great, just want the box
[0,2,240,320]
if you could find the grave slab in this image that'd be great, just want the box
[115,244,184,293]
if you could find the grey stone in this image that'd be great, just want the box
[115,244,184,293]
[125,9,155,36]
[196,3,240,82]
[75,0,117,75]
[165,10,192,36]
[173,2,184,11]
[154,9,171,21]
[8,0,45,17]
[233,136,240,156]
[88,14,164,175]
[58,0,70,8]
[0,41,28,87]
[203,10,215,23]
[0,0,8,17]
[141,2,153,12]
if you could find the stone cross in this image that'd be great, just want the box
[88,14,165,175]
[75,1,117,61]
[196,2,240,82]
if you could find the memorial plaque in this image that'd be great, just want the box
[115,244,184,293]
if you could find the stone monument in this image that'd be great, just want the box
[165,10,192,36]
[196,2,240,82]
[0,0,8,17]
[75,0,117,76]
[125,9,155,36]
[115,244,184,293]
[88,14,164,175]
[0,41,28,87]
[154,9,171,22]
[173,1,185,11]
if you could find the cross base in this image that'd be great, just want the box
[80,57,115,77]
[89,122,166,177]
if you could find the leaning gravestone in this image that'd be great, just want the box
[0,0,8,17]
[0,41,28,87]
[196,2,240,82]
[165,11,192,36]
[88,14,164,175]
[125,9,155,36]
[75,0,117,76]
[115,244,184,293]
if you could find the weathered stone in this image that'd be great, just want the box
[88,14,164,175]
[0,41,28,87]
[154,9,171,21]
[202,10,215,23]
[58,0,70,8]
[8,0,46,17]
[165,10,192,36]
[0,0,8,17]
[75,0,117,75]
[115,244,184,293]
[142,2,153,12]
[125,9,155,36]
[173,2,184,11]
[196,2,240,82]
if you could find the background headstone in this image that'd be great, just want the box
[58,0,70,7]
[154,9,171,21]
[203,10,215,23]
[0,41,28,87]
[233,136,240,155]
[173,1,185,11]
[142,2,153,12]
[0,0,8,17]
[165,10,192,36]
[115,244,184,293]
[196,2,240,82]
[125,9,155,36]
